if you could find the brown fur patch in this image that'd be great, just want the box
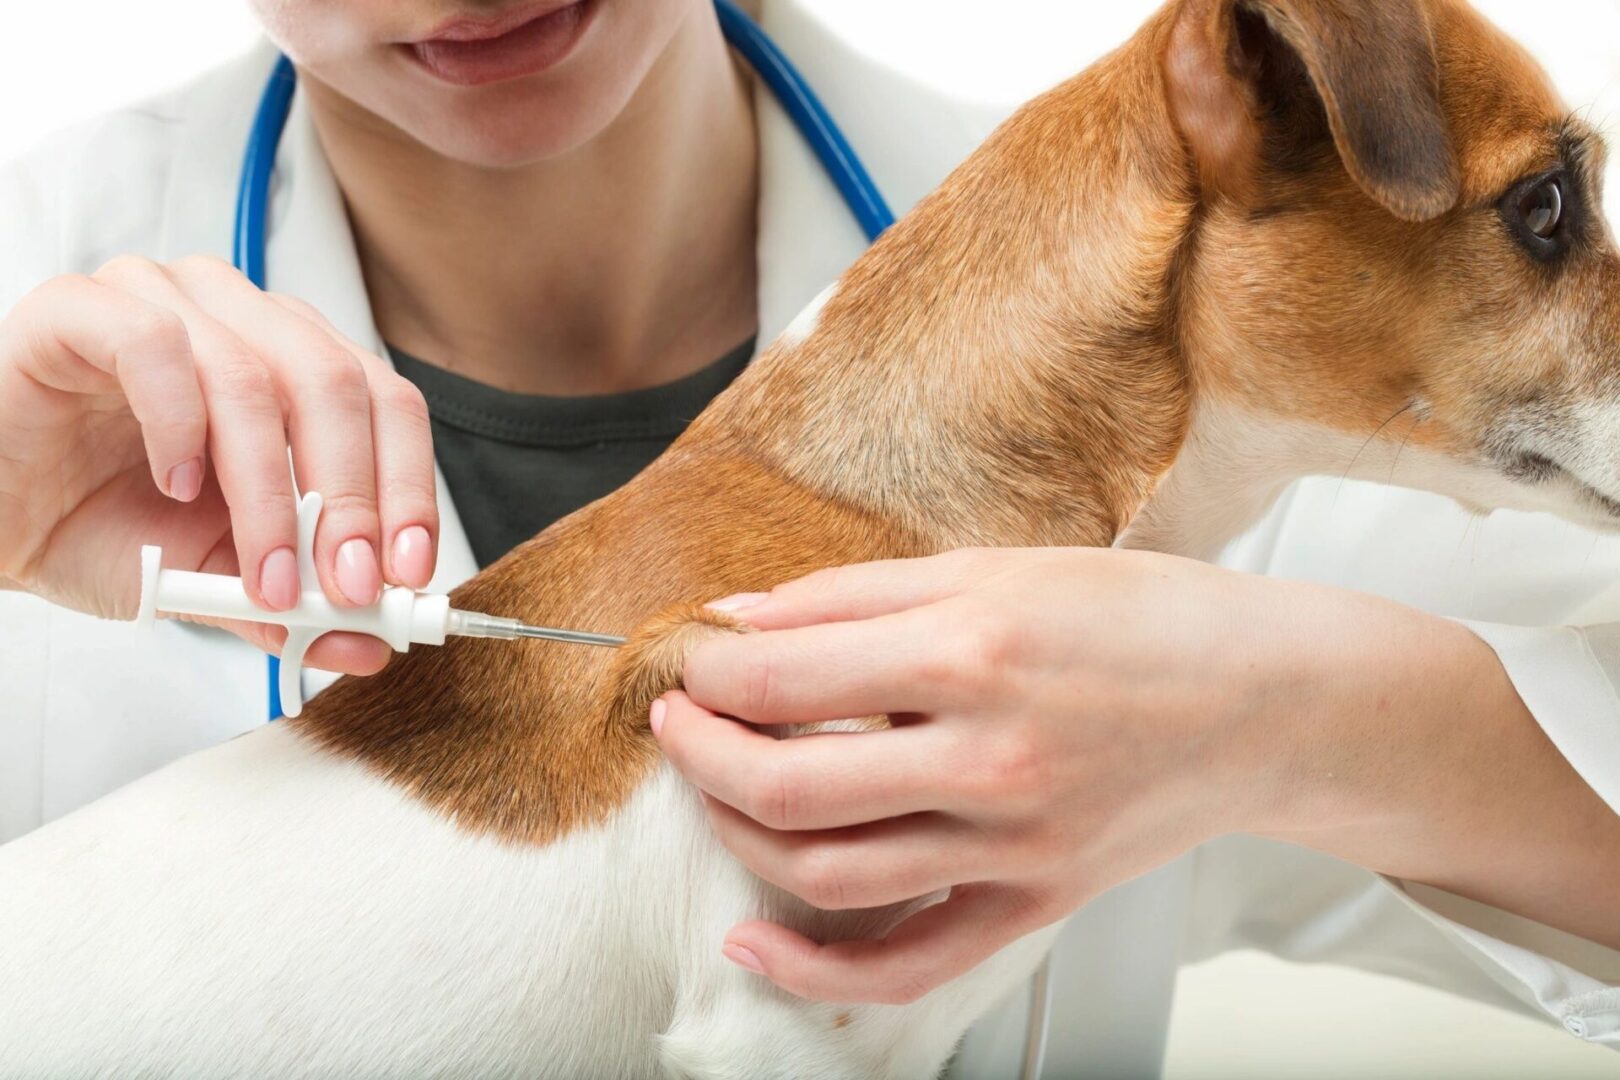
[605,604,746,733]
[294,453,927,844]
[295,0,1616,848]
[293,12,1203,842]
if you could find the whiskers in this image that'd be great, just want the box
[1385,404,1425,486]
[1332,401,1423,507]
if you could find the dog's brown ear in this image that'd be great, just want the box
[1166,0,1460,222]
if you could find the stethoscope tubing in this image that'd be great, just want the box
[234,53,296,720]
[713,0,893,244]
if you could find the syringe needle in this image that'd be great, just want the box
[444,608,626,648]
[508,624,628,648]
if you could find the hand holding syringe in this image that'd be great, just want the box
[137,492,625,716]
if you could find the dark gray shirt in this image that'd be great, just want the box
[390,340,754,567]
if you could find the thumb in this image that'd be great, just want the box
[719,882,1048,1005]
[709,549,999,631]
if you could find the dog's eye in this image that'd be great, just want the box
[1501,170,1575,262]
[1519,178,1563,239]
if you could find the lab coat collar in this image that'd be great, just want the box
[751,3,873,345]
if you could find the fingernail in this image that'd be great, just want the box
[722,943,765,975]
[708,592,768,613]
[166,458,203,502]
[649,698,667,737]
[335,538,381,605]
[391,525,433,587]
[260,546,299,611]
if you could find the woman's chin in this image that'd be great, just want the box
[360,70,637,168]
[406,106,610,168]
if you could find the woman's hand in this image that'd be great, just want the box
[651,546,1590,1003]
[0,255,439,674]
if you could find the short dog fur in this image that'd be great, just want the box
[4,0,1618,1075]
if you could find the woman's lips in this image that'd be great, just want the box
[406,1,593,87]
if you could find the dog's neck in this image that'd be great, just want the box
[709,13,1200,551]
[1117,402,1355,559]
[708,9,1443,565]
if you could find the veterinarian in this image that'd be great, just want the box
[1,0,1617,1073]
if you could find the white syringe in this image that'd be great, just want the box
[136,491,625,717]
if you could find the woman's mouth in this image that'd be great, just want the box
[405,0,595,87]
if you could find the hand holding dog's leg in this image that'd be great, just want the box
[653,547,1620,1004]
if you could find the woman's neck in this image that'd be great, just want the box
[304,8,758,396]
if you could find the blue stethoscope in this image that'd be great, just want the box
[237,0,893,721]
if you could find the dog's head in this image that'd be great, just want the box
[1166,0,1620,527]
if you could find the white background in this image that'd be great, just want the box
[0,2,1616,1076]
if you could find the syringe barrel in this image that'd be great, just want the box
[143,561,451,652]
[149,568,265,624]
[135,495,452,719]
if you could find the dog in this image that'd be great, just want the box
[3,0,1616,1075]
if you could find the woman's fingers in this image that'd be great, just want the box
[682,604,972,724]
[701,798,1001,911]
[271,294,439,589]
[274,627,393,676]
[170,258,385,606]
[93,256,303,611]
[7,274,209,500]
[722,883,1050,1005]
[715,548,1010,631]
[1,255,434,669]
[98,254,440,611]
[362,360,437,588]
[301,631,393,675]
[188,540,392,675]
[181,265,440,593]
[654,691,954,829]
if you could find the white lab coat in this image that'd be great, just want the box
[1,2,1617,1075]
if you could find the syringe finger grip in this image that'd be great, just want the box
[134,492,453,718]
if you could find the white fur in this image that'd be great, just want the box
[778,283,837,349]
[0,722,1055,1078]
[1533,398,1620,519]
[1120,401,1620,560]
